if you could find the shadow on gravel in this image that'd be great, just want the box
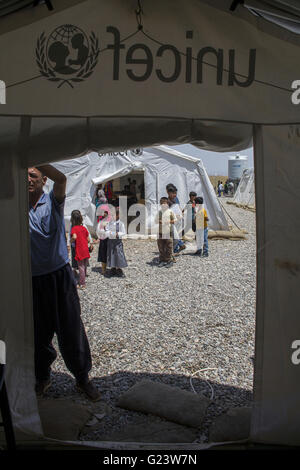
[91,266,103,274]
[146,257,160,266]
[181,251,198,256]
[45,370,253,442]
[146,253,198,265]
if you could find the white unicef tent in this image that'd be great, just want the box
[1,0,300,447]
[45,145,229,233]
[231,168,255,210]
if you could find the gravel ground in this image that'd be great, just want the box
[48,198,256,443]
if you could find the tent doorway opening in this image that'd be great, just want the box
[38,145,256,446]
[96,169,145,209]
[95,169,146,232]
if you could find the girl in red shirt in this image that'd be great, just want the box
[70,210,90,289]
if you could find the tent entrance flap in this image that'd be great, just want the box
[251,124,300,446]
[92,162,144,187]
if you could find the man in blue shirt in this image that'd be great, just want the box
[28,165,101,401]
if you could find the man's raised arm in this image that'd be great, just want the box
[37,164,66,203]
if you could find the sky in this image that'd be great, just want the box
[171,144,254,176]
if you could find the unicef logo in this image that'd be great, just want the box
[130,148,143,157]
[36,24,99,88]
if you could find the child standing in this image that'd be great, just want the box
[218,182,224,198]
[69,210,93,282]
[155,197,176,268]
[194,196,209,256]
[96,210,109,275]
[106,208,128,278]
[167,185,185,253]
[184,191,197,233]
[203,200,209,257]
[70,210,91,288]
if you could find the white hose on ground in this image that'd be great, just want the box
[190,367,219,401]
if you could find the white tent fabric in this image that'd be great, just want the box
[244,1,300,34]
[45,145,228,233]
[0,0,299,124]
[252,124,300,445]
[232,168,255,209]
[0,0,300,446]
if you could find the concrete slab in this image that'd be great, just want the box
[37,398,92,440]
[92,417,198,443]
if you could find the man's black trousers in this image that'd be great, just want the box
[32,263,92,383]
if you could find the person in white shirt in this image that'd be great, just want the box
[228,181,234,195]
[166,184,186,254]
[105,207,128,278]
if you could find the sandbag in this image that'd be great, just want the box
[117,380,210,428]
